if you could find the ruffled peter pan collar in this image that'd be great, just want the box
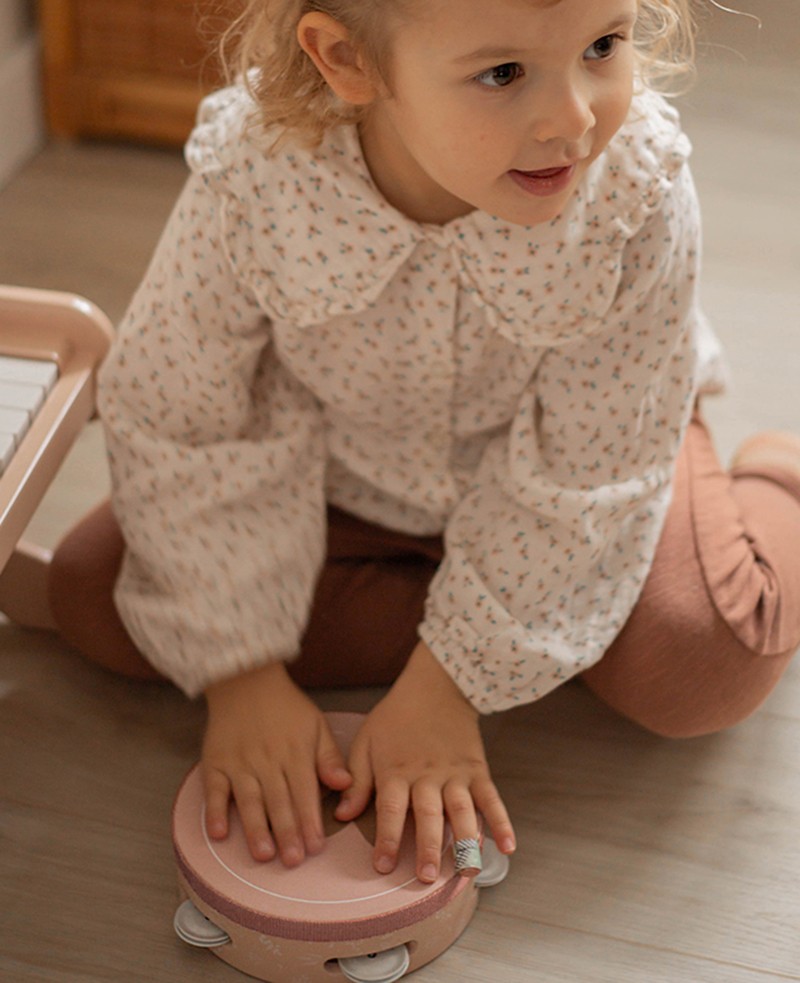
[186,84,691,348]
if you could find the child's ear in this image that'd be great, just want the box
[297,12,380,106]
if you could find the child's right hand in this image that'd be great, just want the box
[202,662,353,866]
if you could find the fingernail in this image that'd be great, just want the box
[500,836,516,853]
[376,855,394,874]
[421,863,438,882]
[283,846,303,867]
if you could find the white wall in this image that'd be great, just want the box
[693,0,799,68]
[0,0,45,189]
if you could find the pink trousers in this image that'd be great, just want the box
[288,414,800,737]
[51,415,800,738]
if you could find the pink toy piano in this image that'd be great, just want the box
[173,712,510,982]
[0,285,112,574]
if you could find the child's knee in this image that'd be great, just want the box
[629,695,767,740]
[47,507,160,680]
[582,646,793,740]
[47,501,125,630]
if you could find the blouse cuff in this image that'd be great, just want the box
[419,609,599,715]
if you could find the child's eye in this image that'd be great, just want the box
[473,62,524,88]
[584,33,624,60]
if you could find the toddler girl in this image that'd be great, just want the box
[10,0,800,884]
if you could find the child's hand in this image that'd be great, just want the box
[202,662,352,866]
[335,641,516,883]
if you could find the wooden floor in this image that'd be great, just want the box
[1,36,799,983]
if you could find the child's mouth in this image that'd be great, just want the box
[509,165,575,197]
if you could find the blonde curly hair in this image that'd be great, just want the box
[220,0,697,147]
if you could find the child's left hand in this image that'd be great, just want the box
[335,641,516,883]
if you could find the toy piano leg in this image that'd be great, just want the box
[172,713,510,982]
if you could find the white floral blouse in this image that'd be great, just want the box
[98,82,726,707]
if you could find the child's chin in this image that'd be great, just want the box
[494,197,571,229]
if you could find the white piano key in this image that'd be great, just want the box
[0,354,58,393]
[0,380,46,418]
[0,355,60,477]
[0,406,31,448]
[0,434,14,474]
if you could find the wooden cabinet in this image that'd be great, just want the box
[38,0,238,146]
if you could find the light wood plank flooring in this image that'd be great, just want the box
[1,39,799,983]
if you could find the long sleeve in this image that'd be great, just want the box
[420,164,703,713]
[97,175,327,697]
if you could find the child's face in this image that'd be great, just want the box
[359,0,638,226]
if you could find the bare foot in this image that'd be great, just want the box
[731,431,800,482]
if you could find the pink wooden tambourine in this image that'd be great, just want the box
[172,712,509,982]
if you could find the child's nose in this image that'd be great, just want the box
[529,78,596,144]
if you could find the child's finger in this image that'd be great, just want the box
[203,767,232,840]
[373,775,411,875]
[442,781,481,871]
[286,763,326,856]
[230,774,277,862]
[335,735,373,821]
[473,777,516,855]
[315,723,353,792]
[260,772,306,868]
[411,781,445,883]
